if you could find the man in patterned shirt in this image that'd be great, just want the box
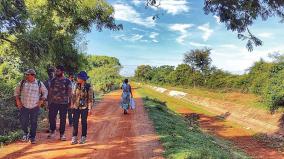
[14,69,48,144]
[47,65,72,141]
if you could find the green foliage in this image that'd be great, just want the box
[0,0,123,139]
[247,60,272,95]
[87,55,122,92]
[168,64,193,86]
[151,65,174,84]
[134,65,153,82]
[183,48,212,73]
[264,62,284,111]
[0,0,122,72]
[0,99,21,135]
[134,49,284,112]
[0,131,22,145]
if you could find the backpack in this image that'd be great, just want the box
[19,80,42,93]
[16,79,43,107]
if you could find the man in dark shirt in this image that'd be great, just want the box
[47,65,72,141]
[67,73,76,127]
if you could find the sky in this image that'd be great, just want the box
[85,0,284,76]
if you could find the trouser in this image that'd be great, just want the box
[72,108,88,137]
[20,106,40,139]
[49,103,68,135]
[68,108,74,126]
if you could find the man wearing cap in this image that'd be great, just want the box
[47,65,72,141]
[71,71,94,144]
[14,69,48,144]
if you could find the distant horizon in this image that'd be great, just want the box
[86,0,284,77]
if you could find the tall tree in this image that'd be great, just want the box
[183,48,212,73]
[0,0,122,70]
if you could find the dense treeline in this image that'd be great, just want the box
[87,55,122,92]
[134,49,284,112]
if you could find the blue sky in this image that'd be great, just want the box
[85,0,284,76]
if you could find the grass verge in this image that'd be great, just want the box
[138,87,250,159]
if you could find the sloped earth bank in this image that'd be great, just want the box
[0,90,164,159]
[145,85,284,158]
[148,85,282,133]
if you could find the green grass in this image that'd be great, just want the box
[137,86,214,116]
[148,84,268,110]
[138,87,250,159]
[0,130,22,147]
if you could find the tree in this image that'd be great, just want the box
[151,65,174,84]
[183,48,212,73]
[134,65,153,82]
[169,64,193,86]
[0,0,122,70]
[87,55,122,92]
[146,0,284,51]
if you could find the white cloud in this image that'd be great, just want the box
[189,42,211,47]
[149,32,159,43]
[210,46,284,74]
[169,24,193,33]
[132,0,144,6]
[169,24,194,44]
[152,39,159,43]
[132,27,147,32]
[158,0,190,15]
[197,23,213,41]
[150,32,159,39]
[113,3,156,27]
[113,34,144,42]
[141,39,149,42]
[213,15,221,24]
[258,32,273,38]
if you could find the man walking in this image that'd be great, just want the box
[14,69,48,144]
[47,65,72,141]
[67,73,76,127]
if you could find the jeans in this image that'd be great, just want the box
[49,103,68,135]
[73,109,88,137]
[68,108,74,126]
[20,106,40,139]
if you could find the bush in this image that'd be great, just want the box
[264,68,284,112]
[0,98,21,135]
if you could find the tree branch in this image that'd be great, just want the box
[0,37,17,46]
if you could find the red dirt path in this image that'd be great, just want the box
[0,91,164,159]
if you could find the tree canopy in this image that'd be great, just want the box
[0,0,122,71]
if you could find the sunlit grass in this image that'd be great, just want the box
[138,87,250,159]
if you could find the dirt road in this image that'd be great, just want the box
[0,90,164,159]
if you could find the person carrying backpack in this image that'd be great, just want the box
[14,69,48,144]
[71,71,94,145]
[47,65,72,141]
[121,79,133,114]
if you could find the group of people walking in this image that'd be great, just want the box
[14,65,134,145]
[14,65,94,145]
